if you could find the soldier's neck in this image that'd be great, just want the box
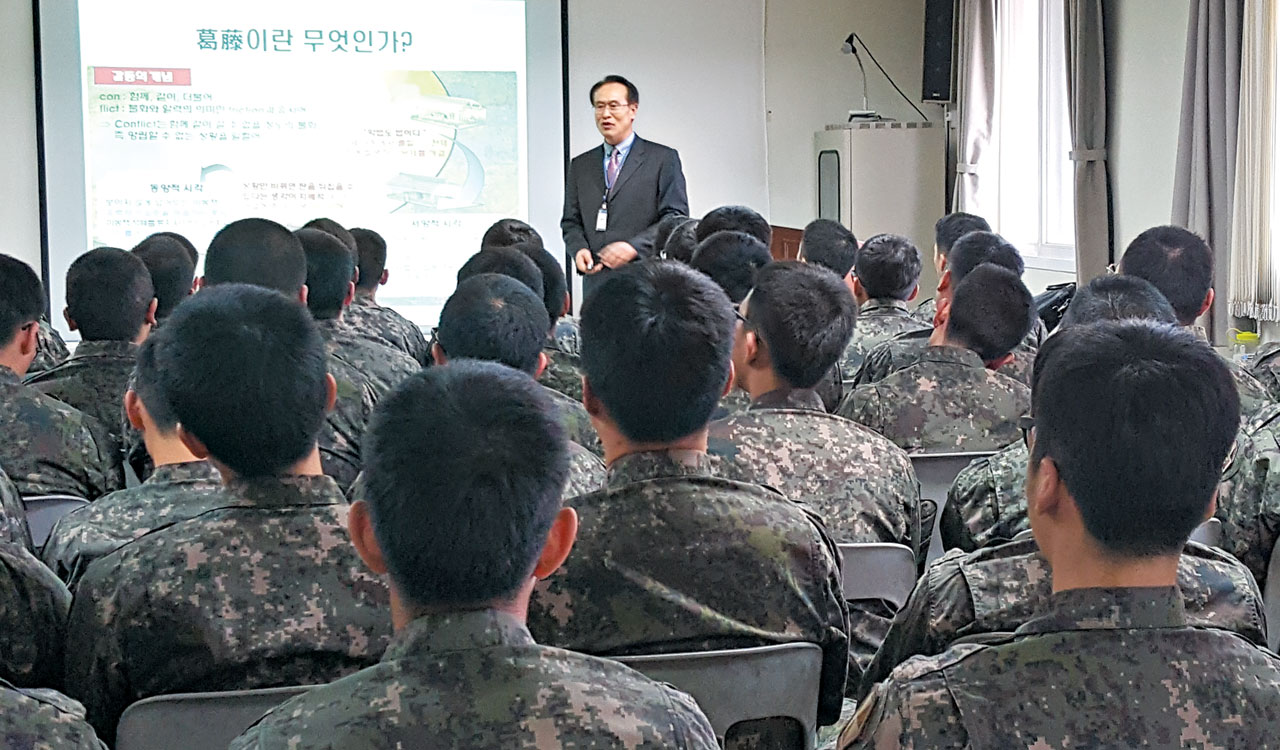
[392,584,532,632]
[356,288,378,303]
[145,432,202,467]
[214,446,326,485]
[0,349,30,377]
[1048,540,1180,593]
[742,368,789,401]
[599,426,709,468]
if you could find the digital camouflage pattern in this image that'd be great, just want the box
[941,439,1029,551]
[528,450,851,726]
[857,538,1268,698]
[1221,350,1275,423]
[0,465,32,550]
[1216,402,1280,589]
[540,383,603,457]
[840,587,1280,750]
[852,327,1037,388]
[42,461,225,589]
[554,315,582,357]
[838,346,1030,453]
[0,680,104,750]
[319,352,380,492]
[541,339,584,403]
[63,474,392,742]
[712,387,753,421]
[1248,341,1280,400]
[344,294,431,366]
[840,298,930,381]
[911,296,937,325]
[29,317,71,375]
[25,340,138,450]
[0,542,71,688]
[0,365,122,500]
[565,441,605,497]
[230,609,719,750]
[316,317,420,398]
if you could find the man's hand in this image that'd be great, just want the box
[574,249,601,275]
[598,242,639,269]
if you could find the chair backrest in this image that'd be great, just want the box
[1188,518,1222,547]
[115,686,308,750]
[615,643,823,749]
[1265,537,1280,652]
[838,543,917,609]
[22,494,89,548]
[910,452,995,563]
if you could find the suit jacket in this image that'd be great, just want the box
[561,136,688,261]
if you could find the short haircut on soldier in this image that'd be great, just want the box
[946,263,1035,362]
[66,247,155,341]
[746,262,856,389]
[1059,275,1178,329]
[663,218,701,263]
[509,241,567,327]
[297,228,355,320]
[1030,320,1239,556]
[152,283,328,477]
[436,274,550,374]
[653,213,691,256]
[132,335,179,433]
[581,261,733,442]
[364,361,570,607]
[0,253,44,347]
[690,230,773,303]
[350,228,387,292]
[150,231,199,266]
[696,205,772,247]
[301,217,357,254]
[480,218,544,253]
[800,219,859,278]
[855,233,922,300]
[1119,225,1213,326]
[131,234,196,319]
[204,218,306,294]
[947,231,1024,284]
[457,247,544,301]
[934,212,992,258]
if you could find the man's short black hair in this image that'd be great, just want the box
[1031,321,1238,556]
[1059,275,1178,329]
[854,233,922,300]
[66,247,155,341]
[0,254,44,349]
[800,219,858,278]
[581,261,733,442]
[204,218,306,294]
[437,274,549,375]
[946,263,1035,361]
[690,230,773,303]
[509,241,567,327]
[696,205,772,247]
[935,212,992,258]
[457,248,544,301]
[132,334,178,433]
[363,361,569,608]
[350,228,387,293]
[947,231,1024,283]
[152,283,329,477]
[297,228,355,320]
[590,74,639,105]
[480,219,544,253]
[1119,225,1213,326]
[663,218,701,263]
[301,217,357,255]
[149,231,199,267]
[746,262,856,389]
[654,214,691,256]
[131,234,196,319]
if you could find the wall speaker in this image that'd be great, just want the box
[922,0,957,103]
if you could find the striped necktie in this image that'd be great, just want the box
[606,147,622,191]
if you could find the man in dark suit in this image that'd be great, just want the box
[562,75,688,298]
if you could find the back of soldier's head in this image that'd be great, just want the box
[582,261,733,442]
[298,228,355,320]
[1119,225,1212,326]
[509,241,568,327]
[855,233,922,300]
[1059,275,1177,329]
[663,218,701,263]
[131,235,195,320]
[948,231,1023,283]
[150,231,199,267]
[152,284,328,477]
[696,205,772,247]
[653,214,691,256]
[363,361,569,608]
[132,334,179,434]
[350,228,387,293]
[66,247,155,341]
[0,254,44,348]
[947,263,1034,362]
[480,218,544,253]
[437,274,549,374]
[1031,321,1238,556]
[204,218,306,294]
[746,262,856,389]
[457,248,544,301]
[301,217,357,255]
[934,212,991,258]
[690,230,772,303]
[799,219,858,278]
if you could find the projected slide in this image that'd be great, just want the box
[73,1,530,326]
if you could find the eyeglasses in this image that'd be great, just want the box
[1018,415,1035,449]
[593,101,630,114]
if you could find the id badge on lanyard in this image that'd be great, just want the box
[595,197,609,233]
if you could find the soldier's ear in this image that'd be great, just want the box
[907,283,919,302]
[176,424,211,461]
[936,268,951,294]
[534,351,549,379]
[582,377,605,418]
[533,507,578,580]
[722,360,736,398]
[431,341,448,367]
[342,281,356,310]
[145,298,159,328]
[347,500,388,575]
[62,307,78,333]
[124,389,147,431]
[323,373,337,415]
[379,270,390,286]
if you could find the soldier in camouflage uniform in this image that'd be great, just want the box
[0,681,104,750]
[1,542,71,688]
[344,227,431,366]
[0,465,32,550]
[29,316,70,374]
[232,360,717,750]
[529,262,851,727]
[1215,402,1280,589]
[839,265,1034,453]
[63,286,392,744]
[841,234,930,378]
[908,211,992,326]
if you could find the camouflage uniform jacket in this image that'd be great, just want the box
[840,587,1280,749]
[856,538,1267,699]
[1223,351,1274,423]
[42,461,225,588]
[565,441,606,497]
[0,542,72,688]
[1248,341,1280,400]
[540,383,603,457]
[941,439,1029,552]
[344,294,431,366]
[1216,402,1280,589]
[29,317,71,375]
[554,315,582,357]
[911,297,937,325]
[0,464,32,550]
[841,298,930,381]
[853,327,1036,388]
[63,474,392,742]
[230,609,719,750]
[0,365,122,500]
[541,338,584,403]
[528,450,851,725]
[838,345,1030,453]
[0,680,104,750]
[319,352,380,492]
[25,340,138,450]
[317,317,419,398]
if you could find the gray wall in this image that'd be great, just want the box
[0,1,42,270]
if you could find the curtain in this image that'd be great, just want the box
[1063,0,1111,283]
[953,0,997,213]
[1230,0,1280,321]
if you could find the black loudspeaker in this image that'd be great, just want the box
[922,0,957,103]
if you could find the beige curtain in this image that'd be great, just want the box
[1064,0,1111,283]
[953,0,997,213]
[1231,0,1280,321]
